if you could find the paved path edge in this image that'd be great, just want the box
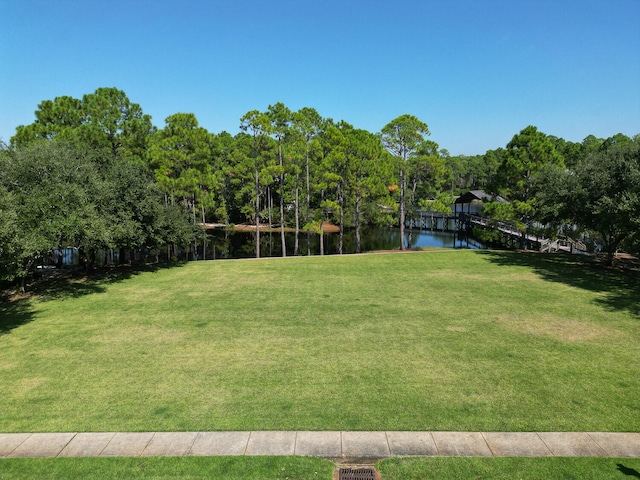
[1,431,639,459]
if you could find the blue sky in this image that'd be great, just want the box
[1,0,639,155]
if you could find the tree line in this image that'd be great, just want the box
[480,126,639,266]
[1,87,638,290]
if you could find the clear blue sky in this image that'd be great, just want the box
[1,0,639,155]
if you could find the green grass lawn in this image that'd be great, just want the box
[376,456,640,480]
[1,250,639,432]
[0,457,639,480]
[0,456,335,479]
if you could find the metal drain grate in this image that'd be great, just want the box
[338,467,376,480]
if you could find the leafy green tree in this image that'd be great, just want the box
[316,122,395,254]
[282,127,307,255]
[12,88,153,163]
[534,134,640,264]
[231,132,257,225]
[1,140,197,288]
[208,131,238,225]
[444,155,466,193]
[445,150,502,193]
[410,140,447,202]
[381,114,430,249]
[79,87,154,161]
[343,126,393,253]
[12,96,84,147]
[97,157,198,265]
[0,141,107,290]
[319,121,349,253]
[527,161,571,237]
[239,110,272,258]
[0,190,18,280]
[489,126,564,237]
[548,136,583,169]
[581,134,604,157]
[599,133,632,151]
[266,102,292,257]
[401,140,450,246]
[564,140,639,265]
[497,125,564,202]
[292,107,324,254]
[481,148,505,188]
[148,113,220,231]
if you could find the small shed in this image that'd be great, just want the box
[454,190,507,216]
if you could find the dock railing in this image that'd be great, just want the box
[540,236,587,254]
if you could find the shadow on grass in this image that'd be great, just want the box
[0,296,35,335]
[618,464,640,478]
[0,262,187,335]
[478,251,640,318]
[32,262,187,300]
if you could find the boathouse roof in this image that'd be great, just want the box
[455,190,508,204]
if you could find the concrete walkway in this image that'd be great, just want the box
[1,431,639,461]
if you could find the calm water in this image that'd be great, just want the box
[203,226,485,260]
[50,226,485,266]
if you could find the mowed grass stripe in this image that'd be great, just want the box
[1,250,638,432]
[2,457,640,480]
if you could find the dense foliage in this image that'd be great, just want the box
[2,87,638,289]
[535,139,640,265]
[0,140,196,290]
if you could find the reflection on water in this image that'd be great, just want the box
[48,227,486,266]
[203,226,485,260]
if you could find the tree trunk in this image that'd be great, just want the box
[338,184,344,255]
[355,191,361,254]
[268,186,272,228]
[277,141,287,257]
[407,177,418,247]
[604,233,620,267]
[306,146,311,256]
[19,258,34,294]
[399,167,406,250]
[255,161,260,259]
[294,173,299,256]
[202,205,206,260]
[56,247,63,269]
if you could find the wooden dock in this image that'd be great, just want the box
[407,212,458,232]
[407,211,588,254]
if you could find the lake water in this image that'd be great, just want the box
[203,226,485,260]
[49,226,485,266]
